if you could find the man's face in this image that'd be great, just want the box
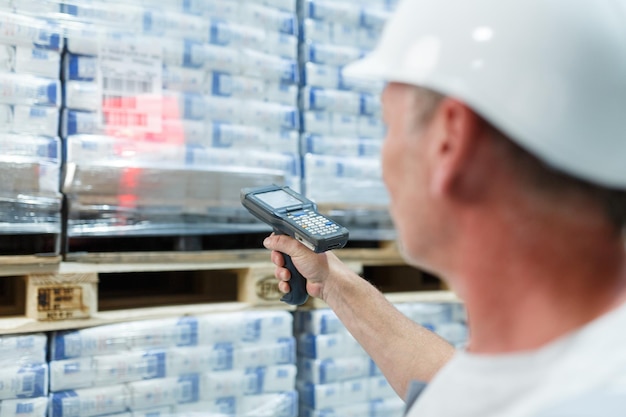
[381,83,442,269]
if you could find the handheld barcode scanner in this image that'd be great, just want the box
[241,185,350,305]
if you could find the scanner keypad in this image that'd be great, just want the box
[287,209,340,236]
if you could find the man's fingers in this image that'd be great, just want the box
[263,235,280,250]
[274,264,291,293]
[265,234,299,295]
[264,234,308,257]
[278,281,290,294]
[270,250,285,267]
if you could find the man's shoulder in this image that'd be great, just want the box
[530,304,626,416]
[531,386,626,417]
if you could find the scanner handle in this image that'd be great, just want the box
[275,231,309,305]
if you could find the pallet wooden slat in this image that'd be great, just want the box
[0,255,61,277]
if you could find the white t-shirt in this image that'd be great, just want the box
[407,302,626,417]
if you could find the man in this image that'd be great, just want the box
[264,0,626,415]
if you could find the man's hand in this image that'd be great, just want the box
[263,233,345,301]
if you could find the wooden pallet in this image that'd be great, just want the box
[0,259,288,321]
[0,243,452,334]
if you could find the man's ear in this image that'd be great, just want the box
[429,98,487,200]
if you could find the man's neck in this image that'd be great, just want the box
[452,204,626,354]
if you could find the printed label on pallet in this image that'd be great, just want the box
[255,275,283,301]
[37,287,84,320]
[27,273,98,321]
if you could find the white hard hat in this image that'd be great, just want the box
[344,0,626,189]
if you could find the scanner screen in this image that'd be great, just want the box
[256,189,301,209]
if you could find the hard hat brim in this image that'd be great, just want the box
[342,53,387,81]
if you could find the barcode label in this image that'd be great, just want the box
[177,375,199,403]
[97,39,163,134]
[102,110,148,126]
[180,381,192,401]
[16,402,34,414]
[21,374,35,394]
[101,95,135,109]
[102,77,153,95]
